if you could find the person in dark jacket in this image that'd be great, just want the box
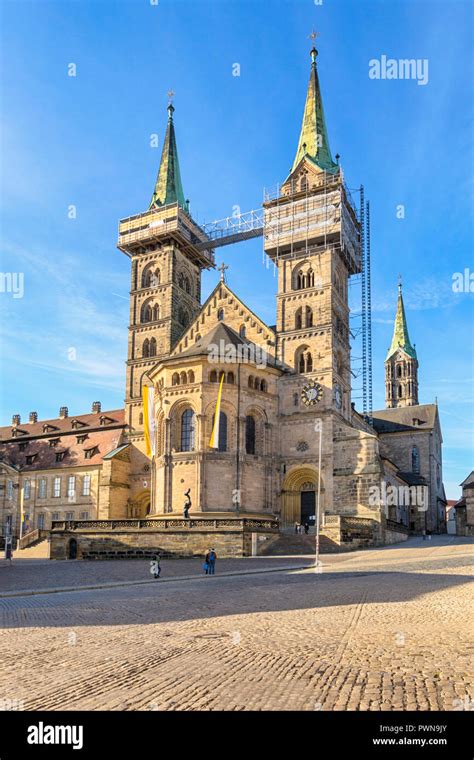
[205,548,217,575]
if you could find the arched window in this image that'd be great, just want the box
[142,339,150,358]
[295,308,303,330]
[299,353,305,373]
[172,372,180,386]
[305,306,313,327]
[397,365,402,378]
[212,411,227,452]
[239,324,246,338]
[245,415,256,455]
[142,303,152,323]
[184,277,191,294]
[152,304,160,321]
[398,385,403,398]
[178,273,184,289]
[217,308,224,321]
[297,271,305,290]
[227,371,235,384]
[412,446,420,474]
[209,370,218,383]
[300,176,308,192]
[307,269,315,288]
[188,370,195,384]
[180,371,187,385]
[306,353,313,372]
[149,337,157,357]
[248,376,254,389]
[260,379,267,392]
[180,409,195,451]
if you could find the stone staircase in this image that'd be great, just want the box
[259,531,342,556]
[15,530,50,559]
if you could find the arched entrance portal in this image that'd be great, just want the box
[67,538,78,560]
[281,467,324,529]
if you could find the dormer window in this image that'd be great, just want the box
[84,446,99,459]
[19,442,28,451]
[99,416,114,426]
[71,419,87,430]
[43,423,59,433]
[26,454,37,465]
[55,451,66,462]
[76,434,88,444]
[49,438,60,447]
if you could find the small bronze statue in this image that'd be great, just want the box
[183,489,192,519]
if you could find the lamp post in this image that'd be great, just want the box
[314,418,323,571]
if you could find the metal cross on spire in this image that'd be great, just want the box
[218,262,229,283]
[308,29,320,43]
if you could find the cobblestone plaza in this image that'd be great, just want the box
[1,536,472,711]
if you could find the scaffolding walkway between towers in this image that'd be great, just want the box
[197,168,373,422]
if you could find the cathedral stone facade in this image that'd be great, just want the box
[0,46,447,557]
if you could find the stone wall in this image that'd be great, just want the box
[49,517,279,560]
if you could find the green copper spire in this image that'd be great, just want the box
[386,282,417,360]
[149,102,186,210]
[291,46,338,175]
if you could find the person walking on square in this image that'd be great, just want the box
[151,553,161,579]
[304,522,309,535]
[205,548,217,575]
[294,522,299,534]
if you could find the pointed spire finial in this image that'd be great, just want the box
[308,29,320,64]
[218,262,229,283]
[398,273,403,293]
[167,89,175,120]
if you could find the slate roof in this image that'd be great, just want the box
[371,404,438,434]
[170,322,281,369]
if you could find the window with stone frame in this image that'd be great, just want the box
[82,474,91,497]
[24,479,31,500]
[38,478,47,499]
[245,415,256,455]
[180,408,196,452]
[411,446,420,474]
[53,477,61,498]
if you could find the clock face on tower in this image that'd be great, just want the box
[301,382,323,406]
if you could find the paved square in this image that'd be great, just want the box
[0,537,472,711]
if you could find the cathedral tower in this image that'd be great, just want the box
[118,102,214,436]
[264,44,360,422]
[385,282,418,407]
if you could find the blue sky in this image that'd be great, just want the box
[0,0,472,498]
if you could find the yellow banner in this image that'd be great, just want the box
[209,372,225,449]
[142,385,156,458]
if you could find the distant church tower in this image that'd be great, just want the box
[385,282,418,408]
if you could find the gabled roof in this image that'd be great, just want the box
[371,404,438,433]
[176,321,280,367]
[460,470,474,488]
[0,409,125,443]
[171,279,275,355]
